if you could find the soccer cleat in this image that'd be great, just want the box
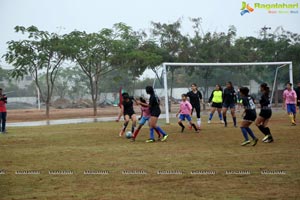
[241,140,251,146]
[161,134,169,142]
[262,135,269,142]
[208,120,211,124]
[264,138,274,143]
[224,123,227,127]
[292,122,296,126]
[119,130,125,137]
[220,120,225,124]
[252,138,258,146]
[146,139,155,143]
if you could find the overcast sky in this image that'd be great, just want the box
[1,0,299,69]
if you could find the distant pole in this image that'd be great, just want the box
[163,64,170,124]
[36,86,41,110]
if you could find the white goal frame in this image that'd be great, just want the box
[162,61,293,124]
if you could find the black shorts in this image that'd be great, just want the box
[212,102,222,109]
[243,112,257,122]
[150,109,161,117]
[222,103,235,109]
[191,106,201,118]
[259,109,272,119]
[124,112,135,119]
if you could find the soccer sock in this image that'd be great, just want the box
[131,125,136,133]
[178,121,185,128]
[122,122,129,131]
[155,129,161,137]
[245,127,256,140]
[132,128,140,138]
[265,127,272,137]
[223,116,227,125]
[191,123,198,131]
[150,128,155,140]
[241,127,249,141]
[155,126,166,136]
[218,113,223,120]
[258,125,267,135]
[289,114,295,123]
[233,117,237,126]
[209,113,213,120]
[197,118,201,127]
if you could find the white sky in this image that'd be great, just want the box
[0,0,299,76]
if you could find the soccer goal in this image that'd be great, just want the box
[161,61,294,124]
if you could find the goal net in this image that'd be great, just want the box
[160,62,294,124]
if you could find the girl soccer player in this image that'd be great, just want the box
[131,97,161,141]
[0,88,7,133]
[255,83,274,143]
[187,83,204,130]
[208,84,224,124]
[137,86,168,143]
[116,92,137,137]
[283,83,297,126]
[222,81,237,127]
[176,94,199,133]
[239,87,258,146]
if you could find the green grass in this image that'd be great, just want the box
[0,112,300,200]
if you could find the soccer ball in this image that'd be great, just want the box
[125,131,132,139]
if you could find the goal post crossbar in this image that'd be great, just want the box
[162,61,293,124]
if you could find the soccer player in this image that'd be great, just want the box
[239,87,258,146]
[187,83,204,130]
[222,81,237,127]
[295,82,300,113]
[0,88,7,134]
[116,92,137,136]
[176,94,199,133]
[255,83,274,143]
[282,83,297,126]
[137,86,168,143]
[208,84,224,124]
[131,97,161,141]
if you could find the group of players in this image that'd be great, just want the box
[117,82,299,146]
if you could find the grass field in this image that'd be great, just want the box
[0,112,300,200]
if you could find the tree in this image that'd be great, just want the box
[3,26,68,118]
[66,23,141,116]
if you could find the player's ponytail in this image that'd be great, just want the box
[260,83,270,96]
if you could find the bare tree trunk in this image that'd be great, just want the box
[46,100,50,119]
[93,98,97,116]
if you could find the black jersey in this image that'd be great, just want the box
[149,94,161,115]
[296,87,300,99]
[241,96,256,115]
[259,93,271,110]
[223,88,236,105]
[187,90,202,107]
[122,99,135,115]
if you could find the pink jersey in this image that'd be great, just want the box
[141,106,151,118]
[283,89,297,104]
[179,101,192,115]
